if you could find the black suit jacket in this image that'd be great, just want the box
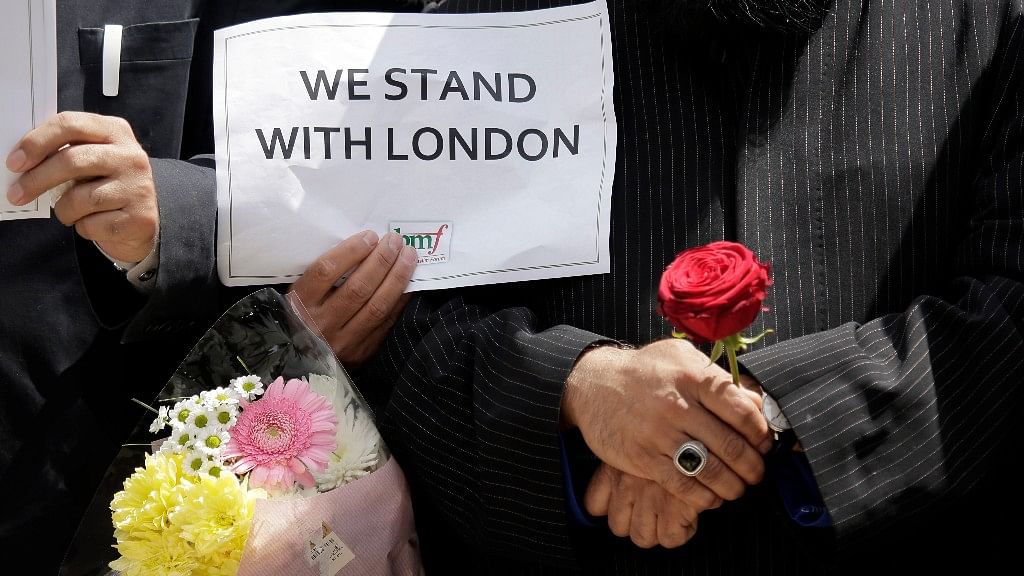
[0,2,213,569]
[362,0,1024,574]
[1,0,418,571]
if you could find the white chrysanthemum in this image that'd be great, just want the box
[195,429,230,457]
[166,428,193,453]
[148,406,170,434]
[306,374,340,406]
[204,460,226,478]
[183,451,207,476]
[197,455,225,477]
[230,375,264,399]
[314,402,381,491]
[168,398,200,427]
[200,386,241,407]
[211,404,239,428]
[185,407,216,434]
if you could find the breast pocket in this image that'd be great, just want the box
[79,19,199,158]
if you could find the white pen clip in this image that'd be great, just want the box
[102,24,123,97]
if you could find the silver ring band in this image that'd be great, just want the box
[673,440,707,477]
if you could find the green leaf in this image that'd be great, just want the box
[671,330,688,339]
[739,329,775,346]
[709,340,725,364]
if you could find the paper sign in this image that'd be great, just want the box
[307,521,356,576]
[213,1,616,290]
[1,0,57,221]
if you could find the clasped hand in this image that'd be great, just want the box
[562,339,771,548]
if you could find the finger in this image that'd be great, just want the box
[7,112,134,174]
[658,509,697,549]
[698,376,772,452]
[655,463,720,510]
[657,448,744,504]
[52,179,126,225]
[629,485,661,548]
[688,447,748,501]
[291,231,380,307]
[10,144,127,206]
[331,245,416,352]
[584,465,616,517]
[321,231,405,327]
[674,406,765,486]
[74,210,137,244]
[607,474,639,538]
[738,387,775,454]
[337,293,411,367]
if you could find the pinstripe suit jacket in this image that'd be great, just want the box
[362,1,1024,573]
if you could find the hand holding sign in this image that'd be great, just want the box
[6,112,159,263]
[290,230,417,367]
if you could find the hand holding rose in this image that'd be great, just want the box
[565,241,776,548]
[561,339,771,504]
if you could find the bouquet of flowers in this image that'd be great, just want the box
[107,289,422,576]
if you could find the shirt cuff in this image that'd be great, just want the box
[91,234,160,293]
[126,237,160,292]
[771,452,832,528]
[559,431,599,528]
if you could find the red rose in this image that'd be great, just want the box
[657,241,771,343]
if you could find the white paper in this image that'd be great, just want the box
[213,1,616,290]
[1,0,57,221]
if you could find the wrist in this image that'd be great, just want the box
[561,343,627,430]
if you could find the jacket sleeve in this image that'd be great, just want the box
[79,156,219,342]
[359,289,607,565]
[125,157,219,341]
[740,6,1024,547]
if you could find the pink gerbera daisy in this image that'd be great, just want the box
[223,377,337,491]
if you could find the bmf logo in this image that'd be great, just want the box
[389,221,452,265]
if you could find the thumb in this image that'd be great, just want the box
[584,464,616,517]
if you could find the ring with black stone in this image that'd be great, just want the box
[673,440,707,477]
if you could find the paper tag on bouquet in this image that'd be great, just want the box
[308,521,356,575]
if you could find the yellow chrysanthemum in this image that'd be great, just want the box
[111,452,188,534]
[172,472,265,566]
[109,528,199,576]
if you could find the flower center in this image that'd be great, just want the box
[217,411,232,425]
[253,413,295,453]
[194,414,208,428]
[205,435,222,449]
[177,409,190,423]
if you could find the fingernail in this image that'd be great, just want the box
[387,231,403,251]
[6,149,26,172]
[361,230,379,247]
[401,245,417,264]
[6,183,24,205]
